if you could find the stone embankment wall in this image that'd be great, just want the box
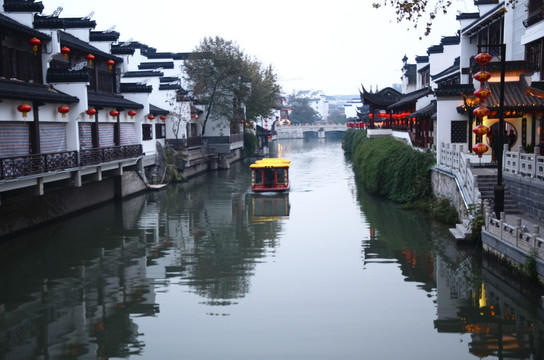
[504,172,544,222]
[0,169,147,238]
[431,168,468,220]
[0,148,244,239]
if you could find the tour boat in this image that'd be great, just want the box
[250,158,290,192]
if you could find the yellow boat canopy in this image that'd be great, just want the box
[250,158,291,169]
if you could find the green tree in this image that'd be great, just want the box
[245,61,281,123]
[372,0,518,37]
[327,108,346,123]
[183,36,279,136]
[287,94,320,124]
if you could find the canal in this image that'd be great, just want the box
[1,138,544,359]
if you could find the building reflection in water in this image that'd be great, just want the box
[0,193,158,359]
[357,181,544,359]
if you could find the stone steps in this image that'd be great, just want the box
[449,172,521,242]
[449,221,472,242]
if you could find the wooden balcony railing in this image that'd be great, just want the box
[80,144,142,166]
[0,151,78,180]
[0,145,142,180]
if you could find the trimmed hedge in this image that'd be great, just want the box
[344,130,436,203]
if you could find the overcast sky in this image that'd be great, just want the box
[40,0,477,96]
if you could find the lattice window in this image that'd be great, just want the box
[451,121,467,143]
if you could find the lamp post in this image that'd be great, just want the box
[475,43,505,217]
[494,42,506,218]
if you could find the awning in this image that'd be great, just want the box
[483,81,544,110]
[410,101,436,118]
[87,92,143,110]
[150,104,169,115]
[0,79,79,103]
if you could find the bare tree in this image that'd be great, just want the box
[373,0,518,37]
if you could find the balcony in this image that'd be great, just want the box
[0,151,78,180]
[0,144,142,181]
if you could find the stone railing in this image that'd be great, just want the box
[504,144,544,180]
[438,143,493,206]
[484,200,544,260]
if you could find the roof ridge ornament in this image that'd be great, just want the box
[81,11,94,20]
[69,62,87,71]
[121,38,133,47]
[47,6,63,18]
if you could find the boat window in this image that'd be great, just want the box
[276,168,287,184]
[264,168,275,187]
[253,169,263,185]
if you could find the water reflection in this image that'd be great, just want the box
[2,139,544,359]
[355,172,544,358]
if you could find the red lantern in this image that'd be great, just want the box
[17,103,32,118]
[109,110,119,119]
[475,52,492,67]
[160,115,166,122]
[474,88,491,100]
[57,105,70,118]
[85,53,95,66]
[472,143,489,158]
[128,110,137,119]
[106,59,115,72]
[61,46,70,59]
[148,114,155,121]
[472,124,490,136]
[86,108,97,119]
[473,71,492,85]
[473,106,491,119]
[29,37,41,55]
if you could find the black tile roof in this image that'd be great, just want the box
[123,71,163,78]
[484,80,544,110]
[388,87,433,110]
[432,57,460,80]
[59,31,122,62]
[456,12,480,21]
[33,14,96,29]
[87,91,143,110]
[89,30,120,42]
[120,83,153,93]
[427,45,444,54]
[138,62,174,70]
[470,60,534,73]
[434,84,475,98]
[159,84,182,90]
[147,52,191,60]
[360,86,402,106]
[441,35,460,46]
[46,68,91,83]
[415,56,429,63]
[160,77,180,83]
[462,3,504,36]
[150,104,169,115]
[3,0,44,13]
[0,79,79,103]
[0,13,50,40]
[410,101,436,118]
[110,45,135,56]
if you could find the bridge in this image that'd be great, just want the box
[275,124,347,139]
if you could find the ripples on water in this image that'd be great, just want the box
[1,138,544,359]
